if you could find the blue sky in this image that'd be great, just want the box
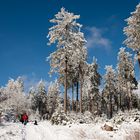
[0,0,139,89]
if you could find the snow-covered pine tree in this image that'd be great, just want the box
[9,78,26,114]
[0,87,7,105]
[16,77,24,92]
[83,58,101,114]
[123,3,140,67]
[0,87,7,122]
[1,77,27,121]
[51,94,68,125]
[26,86,36,115]
[34,80,47,118]
[47,80,60,119]
[47,8,87,113]
[88,58,101,114]
[117,47,136,110]
[101,89,108,114]
[82,92,89,113]
[103,66,116,119]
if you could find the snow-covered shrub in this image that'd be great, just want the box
[110,109,140,125]
[1,108,16,122]
[67,111,94,124]
[29,109,41,121]
[50,96,69,125]
[51,109,69,125]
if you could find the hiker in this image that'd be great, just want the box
[17,114,23,123]
[22,113,28,125]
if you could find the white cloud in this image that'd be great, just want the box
[85,27,112,50]
[21,73,50,93]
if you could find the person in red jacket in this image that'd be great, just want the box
[22,113,28,125]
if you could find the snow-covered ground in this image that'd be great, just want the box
[0,120,140,140]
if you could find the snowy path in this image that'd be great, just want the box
[26,122,56,140]
[21,125,26,140]
[0,121,98,140]
[0,121,140,140]
[26,121,82,140]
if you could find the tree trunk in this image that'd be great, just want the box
[0,112,1,123]
[64,57,67,114]
[109,93,113,119]
[126,81,130,111]
[119,91,122,110]
[88,92,91,112]
[129,87,132,110]
[76,82,79,113]
[92,98,94,114]
[138,98,140,111]
[96,102,99,115]
[72,84,74,111]
[116,96,119,112]
[114,94,119,112]
[101,93,105,113]
[80,79,83,113]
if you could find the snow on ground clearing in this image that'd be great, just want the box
[0,121,140,140]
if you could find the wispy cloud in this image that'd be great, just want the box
[85,26,112,51]
[21,73,50,93]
